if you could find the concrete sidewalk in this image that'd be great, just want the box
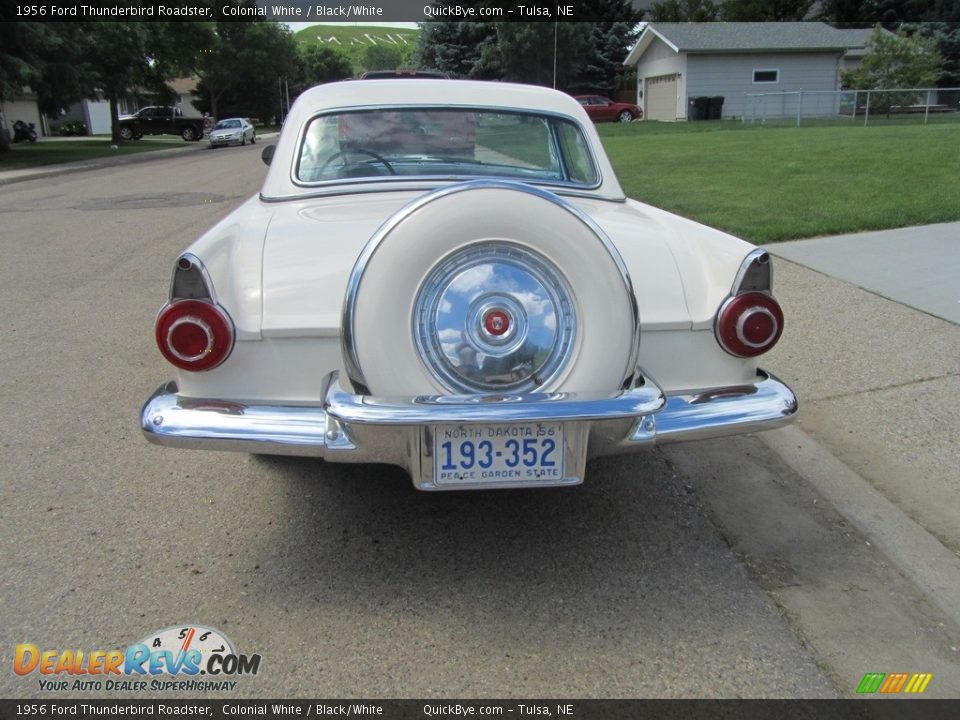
[766,227,960,560]
[772,222,960,325]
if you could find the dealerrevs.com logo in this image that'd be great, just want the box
[14,625,261,692]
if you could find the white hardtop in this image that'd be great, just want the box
[260,79,625,201]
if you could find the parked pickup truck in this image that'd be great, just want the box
[118,106,205,142]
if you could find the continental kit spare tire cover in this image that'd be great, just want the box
[342,181,639,396]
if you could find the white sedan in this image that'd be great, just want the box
[142,80,796,491]
[208,117,255,148]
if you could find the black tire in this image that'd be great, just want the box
[617,110,633,123]
[250,134,256,145]
[181,126,197,142]
[118,126,135,142]
[28,130,38,142]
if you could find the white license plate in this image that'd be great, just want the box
[433,423,564,485]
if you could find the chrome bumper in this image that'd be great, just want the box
[141,370,796,490]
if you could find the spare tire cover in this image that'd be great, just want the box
[343,181,638,396]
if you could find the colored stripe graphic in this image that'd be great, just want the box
[859,672,933,694]
[880,672,909,693]
[904,674,933,694]
[857,673,885,694]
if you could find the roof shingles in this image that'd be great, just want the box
[647,22,873,53]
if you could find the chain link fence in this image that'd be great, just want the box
[743,87,960,127]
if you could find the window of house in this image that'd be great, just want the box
[753,69,780,84]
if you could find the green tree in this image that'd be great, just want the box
[907,22,960,88]
[0,22,97,151]
[193,22,239,123]
[362,44,403,72]
[80,22,205,142]
[648,0,720,21]
[842,25,943,115]
[1,17,204,147]
[720,0,815,20]
[416,20,500,78]
[193,22,299,124]
[492,23,593,88]
[299,45,353,85]
[571,0,644,94]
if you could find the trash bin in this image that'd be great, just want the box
[687,96,709,121]
[708,96,725,120]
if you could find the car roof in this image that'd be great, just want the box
[360,69,450,79]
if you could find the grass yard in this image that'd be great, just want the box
[0,137,190,171]
[597,120,960,243]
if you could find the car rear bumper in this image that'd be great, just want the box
[141,370,797,489]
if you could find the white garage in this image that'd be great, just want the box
[624,22,874,121]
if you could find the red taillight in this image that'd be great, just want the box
[715,292,784,358]
[155,300,234,371]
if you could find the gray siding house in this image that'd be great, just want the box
[624,23,873,121]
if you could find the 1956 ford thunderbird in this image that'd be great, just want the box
[141,79,797,490]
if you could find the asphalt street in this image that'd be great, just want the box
[0,145,957,700]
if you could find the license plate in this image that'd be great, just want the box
[433,423,564,485]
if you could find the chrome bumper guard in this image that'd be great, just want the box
[142,370,797,488]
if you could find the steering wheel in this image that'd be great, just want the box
[320,149,396,176]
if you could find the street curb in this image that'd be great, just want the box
[761,424,960,629]
[0,142,208,186]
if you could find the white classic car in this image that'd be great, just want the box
[142,80,797,490]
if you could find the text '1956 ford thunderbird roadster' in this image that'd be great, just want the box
[141,79,797,490]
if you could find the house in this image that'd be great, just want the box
[623,23,874,121]
[117,77,204,118]
[2,76,204,140]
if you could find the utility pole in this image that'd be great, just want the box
[553,21,558,89]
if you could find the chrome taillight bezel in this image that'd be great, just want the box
[715,250,784,358]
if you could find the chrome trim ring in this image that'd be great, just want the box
[414,242,577,394]
[166,316,214,363]
[736,307,778,349]
[342,180,640,395]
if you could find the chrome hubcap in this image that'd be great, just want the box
[414,243,577,393]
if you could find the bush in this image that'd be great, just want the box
[56,120,88,136]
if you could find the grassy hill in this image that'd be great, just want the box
[294,24,419,74]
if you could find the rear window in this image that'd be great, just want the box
[296,108,598,187]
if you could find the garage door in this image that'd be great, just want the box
[645,74,678,121]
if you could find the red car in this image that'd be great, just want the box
[575,95,642,123]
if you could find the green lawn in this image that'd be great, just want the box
[597,120,960,243]
[0,137,189,171]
